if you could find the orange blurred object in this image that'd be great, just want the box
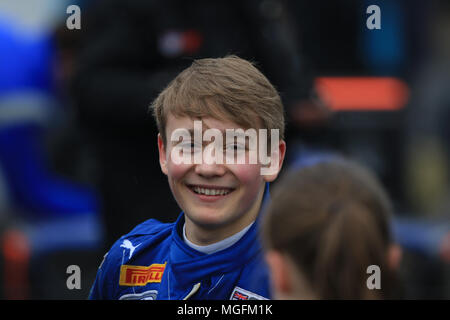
[440,232,450,264]
[315,77,410,111]
[1,229,31,299]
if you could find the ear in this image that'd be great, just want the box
[263,139,287,183]
[157,133,169,176]
[387,244,402,271]
[265,250,292,297]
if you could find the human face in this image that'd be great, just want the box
[157,113,286,244]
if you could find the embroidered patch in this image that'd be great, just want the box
[119,290,158,300]
[230,286,268,300]
[119,263,166,286]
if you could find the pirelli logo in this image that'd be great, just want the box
[119,263,166,286]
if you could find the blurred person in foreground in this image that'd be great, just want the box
[261,159,402,299]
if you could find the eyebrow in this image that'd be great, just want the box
[170,127,253,146]
[185,127,226,136]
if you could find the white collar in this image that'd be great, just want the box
[183,222,254,254]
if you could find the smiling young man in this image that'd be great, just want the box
[89,56,286,300]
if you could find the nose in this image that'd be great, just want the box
[194,153,226,178]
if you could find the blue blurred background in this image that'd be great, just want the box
[0,0,448,299]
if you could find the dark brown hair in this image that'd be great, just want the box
[261,159,397,299]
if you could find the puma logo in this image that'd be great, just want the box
[120,239,141,259]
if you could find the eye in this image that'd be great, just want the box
[180,141,202,153]
[225,144,246,151]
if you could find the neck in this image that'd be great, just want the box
[184,208,259,246]
[183,222,253,254]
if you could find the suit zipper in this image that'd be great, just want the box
[183,282,201,300]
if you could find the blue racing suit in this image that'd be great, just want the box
[89,185,271,300]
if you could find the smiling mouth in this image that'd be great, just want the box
[186,184,235,196]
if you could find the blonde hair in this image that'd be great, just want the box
[150,55,285,144]
[261,159,397,299]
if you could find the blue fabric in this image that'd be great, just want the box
[360,0,406,74]
[26,213,103,255]
[392,217,449,257]
[89,183,271,300]
[0,124,98,217]
[0,19,54,96]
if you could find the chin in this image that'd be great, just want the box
[186,210,230,229]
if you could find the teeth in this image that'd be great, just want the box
[192,186,231,196]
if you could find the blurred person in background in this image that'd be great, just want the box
[400,0,450,298]
[0,0,102,299]
[261,159,402,299]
